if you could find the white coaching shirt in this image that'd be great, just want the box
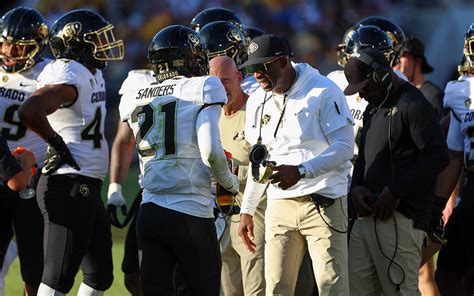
[0,59,50,166]
[119,75,236,218]
[241,63,354,215]
[444,75,474,168]
[38,59,109,180]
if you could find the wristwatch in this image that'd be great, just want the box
[297,164,306,178]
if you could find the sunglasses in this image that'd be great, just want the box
[244,57,281,74]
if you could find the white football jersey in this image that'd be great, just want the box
[0,59,50,166]
[327,70,366,156]
[38,59,109,180]
[119,75,227,217]
[118,69,156,187]
[443,76,474,168]
[119,69,156,96]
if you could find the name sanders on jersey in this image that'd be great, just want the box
[135,84,176,100]
[0,87,26,102]
[91,91,106,103]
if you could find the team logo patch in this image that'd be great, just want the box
[38,23,49,39]
[356,95,362,102]
[248,42,258,54]
[59,22,81,47]
[234,130,245,140]
[227,29,242,42]
[187,33,200,53]
[79,184,90,197]
[388,107,398,116]
[465,98,472,109]
[262,114,271,125]
[2,75,8,83]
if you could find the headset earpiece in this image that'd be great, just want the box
[351,51,392,87]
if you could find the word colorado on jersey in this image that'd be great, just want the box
[0,87,26,102]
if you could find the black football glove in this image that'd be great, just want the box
[43,133,80,175]
[428,195,448,245]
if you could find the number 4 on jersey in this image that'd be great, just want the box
[81,107,103,148]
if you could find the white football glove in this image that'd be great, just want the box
[107,183,127,228]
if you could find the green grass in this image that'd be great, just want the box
[4,165,141,295]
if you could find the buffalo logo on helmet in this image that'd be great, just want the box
[227,29,242,42]
[187,33,200,53]
[59,22,81,47]
[248,42,258,54]
[38,23,49,39]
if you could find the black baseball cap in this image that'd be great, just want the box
[343,48,391,95]
[401,37,434,73]
[239,34,290,69]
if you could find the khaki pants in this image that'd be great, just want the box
[265,196,349,296]
[220,200,266,296]
[349,211,425,296]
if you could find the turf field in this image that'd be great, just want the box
[4,166,141,295]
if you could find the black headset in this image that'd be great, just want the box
[351,51,392,87]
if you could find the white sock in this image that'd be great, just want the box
[77,283,104,296]
[37,283,65,296]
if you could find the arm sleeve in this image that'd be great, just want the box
[389,96,450,198]
[0,136,21,182]
[302,124,354,178]
[196,105,238,193]
[240,169,269,216]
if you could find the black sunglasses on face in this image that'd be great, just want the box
[244,57,281,74]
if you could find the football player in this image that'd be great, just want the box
[18,9,124,296]
[0,7,49,296]
[434,24,474,295]
[107,69,155,296]
[119,25,238,295]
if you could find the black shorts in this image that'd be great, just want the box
[36,174,113,293]
[0,176,43,286]
[437,172,474,273]
[137,202,221,296]
[122,191,142,274]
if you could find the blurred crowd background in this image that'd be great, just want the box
[1,0,474,141]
